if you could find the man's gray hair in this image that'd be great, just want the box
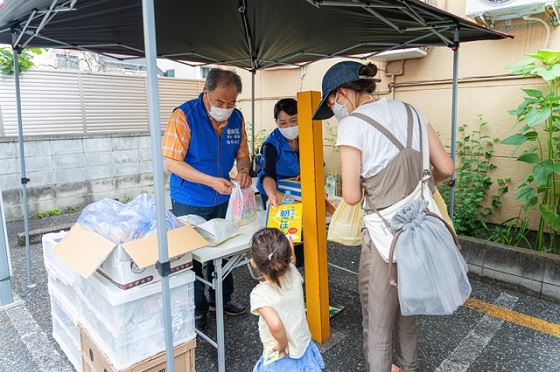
[205,68,243,93]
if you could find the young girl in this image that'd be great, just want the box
[250,228,325,371]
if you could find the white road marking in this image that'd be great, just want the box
[5,300,73,372]
[435,293,518,372]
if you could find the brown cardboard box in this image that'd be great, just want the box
[52,223,208,288]
[80,324,196,372]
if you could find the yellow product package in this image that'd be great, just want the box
[266,202,303,242]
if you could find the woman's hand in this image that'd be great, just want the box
[266,192,281,209]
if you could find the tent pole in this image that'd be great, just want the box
[449,28,460,219]
[12,45,33,288]
[251,70,255,155]
[141,1,175,371]
[0,184,13,306]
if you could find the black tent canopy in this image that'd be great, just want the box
[0,0,510,70]
[0,1,511,371]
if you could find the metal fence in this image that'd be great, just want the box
[0,69,205,137]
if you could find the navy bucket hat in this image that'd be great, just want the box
[312,61,363,121]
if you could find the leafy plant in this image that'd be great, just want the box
[0,47,42,75]
[323,120,339,153]
[483,214,533,250]
[36,209,62,219]
[438,116,509,238]
[501,49,560,252]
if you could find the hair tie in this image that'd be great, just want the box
[268,253,273,261]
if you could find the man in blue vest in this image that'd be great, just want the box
[162,68,252,330]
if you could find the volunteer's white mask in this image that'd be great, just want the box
[279,126,299,140]
[207,95,234,122]
[332,92,350,122]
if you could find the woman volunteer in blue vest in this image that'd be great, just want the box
[162,68,252,331]
[256,98,300,208]
[255,98,304,267]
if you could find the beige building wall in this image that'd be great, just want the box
[232,1,558,229]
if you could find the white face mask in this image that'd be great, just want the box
[207,94,234,122]
[332,92,350,122]
[279,126,299,140]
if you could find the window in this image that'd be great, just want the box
[56,53,79,70]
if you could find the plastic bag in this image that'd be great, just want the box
[327,199,363,246]
[193,218,239,246]
[226,186,257,227]
[77,194,183,243]
[389,199,471,316]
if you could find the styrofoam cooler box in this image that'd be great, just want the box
[50,285,81,371]
[78,269,195,370]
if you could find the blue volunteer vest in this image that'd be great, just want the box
[170,93,244,207]
[256,128,300,197]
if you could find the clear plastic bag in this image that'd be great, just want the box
[327,198,363,246]
[193,218,239,246]
[225,186,257,227]
[390,199,471,316]
[77,194,183,243]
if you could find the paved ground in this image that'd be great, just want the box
[2,213,560,371]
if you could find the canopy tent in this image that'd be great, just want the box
[0,1,511,371]
[0,0,510,70]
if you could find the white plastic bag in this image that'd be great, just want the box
[193,219,239,246]
[226,186,257,227]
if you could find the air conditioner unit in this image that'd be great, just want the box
[465,0,551,21]
[368,48,428,62]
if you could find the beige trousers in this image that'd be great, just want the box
[359,228,418,372]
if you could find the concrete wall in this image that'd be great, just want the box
[0,133,163,221]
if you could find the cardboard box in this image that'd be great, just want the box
[277,177,302,198]
[80,324,196,372]
[53,223,208,290]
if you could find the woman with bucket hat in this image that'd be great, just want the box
[313,61,454,372]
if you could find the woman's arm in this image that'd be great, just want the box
[339,145,363,206]
[257,306,289,354]
[260,144,282,208]
[427,124,455,183]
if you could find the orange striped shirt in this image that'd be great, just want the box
[162,108,250,161]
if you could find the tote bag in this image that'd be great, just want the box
[362,180,441,262]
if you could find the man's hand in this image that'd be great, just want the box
[236,170,252,189]
[210,177,236,195]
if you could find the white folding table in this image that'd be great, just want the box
[191,212,265,372]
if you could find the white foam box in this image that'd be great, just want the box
[78,269,195,370]
[52,222,208,290]
[277,177,302,198]
[80,324,195,372]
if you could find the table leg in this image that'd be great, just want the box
[214,258,226,372]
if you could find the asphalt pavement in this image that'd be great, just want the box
[2,213,560,371]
